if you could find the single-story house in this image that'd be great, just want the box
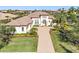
[6,11,55,34]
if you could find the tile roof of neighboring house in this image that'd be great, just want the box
[0,12,18,20]
[6,11,55,26]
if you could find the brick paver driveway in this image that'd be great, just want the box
[37,27,55,53]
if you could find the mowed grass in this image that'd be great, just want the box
[0,37,38,52]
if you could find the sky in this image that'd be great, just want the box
[0,6,78,10]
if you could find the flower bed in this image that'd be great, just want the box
[12,33,35,37]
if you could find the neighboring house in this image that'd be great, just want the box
[0,12,18,22]
[6,11,55,34]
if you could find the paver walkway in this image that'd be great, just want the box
[37,27,55,53]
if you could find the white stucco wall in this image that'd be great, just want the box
[15,26,27,34]
[40,16,52,26]
[27,24,32,31]
[15,24,32,34]
[32,16,53,26]
[32,18,40,26]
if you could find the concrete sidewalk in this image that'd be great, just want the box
[37,27,55,53]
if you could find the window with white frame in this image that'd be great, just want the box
[35,20,39,25]
[22,27,24,31]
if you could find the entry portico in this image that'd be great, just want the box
[32,15,53,26]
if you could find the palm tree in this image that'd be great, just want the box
[55,8,67,28]
[68,7,76,13]
[68,7,77,23]
[76,7,79,14]
[54,13,61,24]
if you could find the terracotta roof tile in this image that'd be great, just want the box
[6,11,54,26]
[6,16,32,26]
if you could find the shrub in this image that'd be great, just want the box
[29,28,38,36]
[58,27,79,45]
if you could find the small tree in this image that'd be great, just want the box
[0,24,15,48]
[29,28,37,36]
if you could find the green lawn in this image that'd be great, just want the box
[50,30,79,53]
[0,37,38,52]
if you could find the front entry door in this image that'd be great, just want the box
[42,20,47,26]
